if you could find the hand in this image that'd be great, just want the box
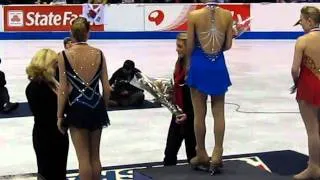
[184,73,189,81]
[290,84,297,94]
[290,78,298,94]
[175,114,187,124]
[57,117,67,135]
[52,79,59,94]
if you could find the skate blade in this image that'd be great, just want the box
[210,164,223,176]
[191,164,210,172]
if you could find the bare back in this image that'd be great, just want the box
[303,31,320,68]
[57,41,111,119]
[192,7,233,54]
[64,44,102,85]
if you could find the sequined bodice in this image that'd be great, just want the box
[302,55,320,78]
[62,51,103,108]
[300,28,320,78]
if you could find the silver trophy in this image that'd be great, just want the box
[130,72,186,122]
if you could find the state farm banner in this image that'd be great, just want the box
[144,4,251,31]
[3,5,104,32]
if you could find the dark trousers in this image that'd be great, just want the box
[0,70,9,109]
[110,91,145,107]
[0,87,9,109]
[163,115,196,165]
[33,125,69,180]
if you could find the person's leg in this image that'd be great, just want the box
[70,127,92,180]
[108,91,119,107]
[0,87,9,110]
[294,101,320,179]
[33,127,53,180]
[0,86,19,113]
[89,128,103,180]
[128,91,145,106]
[163,116,184,166]
[210,95,225,167]
[184,119,197,163]
[52,133,69,180]
[33,127,47,180]
[189,88,210,167]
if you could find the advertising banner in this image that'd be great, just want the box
[144,4,251,31]
[3,5,104,32]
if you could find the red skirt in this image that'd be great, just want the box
[296,65,320,106]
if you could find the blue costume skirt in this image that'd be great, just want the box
[186,47,231,96]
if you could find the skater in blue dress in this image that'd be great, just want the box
[185,3,233,173]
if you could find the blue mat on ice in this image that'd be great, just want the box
[0,100,162,119]
[0,150,308,179]
[68,150,309,179]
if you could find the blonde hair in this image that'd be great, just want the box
[175,32,188,70]
[301,6,320,25]
[71,17,90,42]
[177,32,187,42]
[26,49,58,82]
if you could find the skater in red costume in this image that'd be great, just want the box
[291,6,320,180]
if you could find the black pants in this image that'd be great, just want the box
[111,91,145,107]
[0,87,9,109]
[0,70,9,109]
[33,125,69,180]
[163,116,196,166]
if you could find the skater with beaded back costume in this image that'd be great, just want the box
[185,1,233,173]
[57,17,111,180]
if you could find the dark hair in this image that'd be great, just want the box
[123,60,135,70]
[301,6,320,25]
[71,17,90,42]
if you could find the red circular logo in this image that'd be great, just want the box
[148,10,164,26]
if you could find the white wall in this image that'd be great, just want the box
[250,3,315,32]
[0,3,319,32]
[104,4,145,31]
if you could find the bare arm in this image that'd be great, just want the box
[223,11,233,51]
[186,12,195,72]
[57,52,68,119]
[100,52,111,107]
[291,37,305,84]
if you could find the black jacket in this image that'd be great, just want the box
[109,67,143,94]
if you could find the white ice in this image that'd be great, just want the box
[0,39,307,177]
